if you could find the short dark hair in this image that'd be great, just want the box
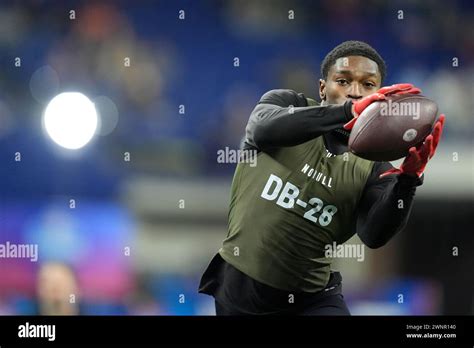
[320,40,386,82]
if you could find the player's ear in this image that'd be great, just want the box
[319,79,326,101]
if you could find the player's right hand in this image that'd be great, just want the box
[344,83,422,130]
[377,83,421,97]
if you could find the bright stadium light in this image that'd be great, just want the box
[43,92,98,150]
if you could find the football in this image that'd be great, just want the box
[348,94,438,161]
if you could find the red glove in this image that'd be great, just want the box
[376,83,421,96]
[344,83,422,130]
[380,114,446,178]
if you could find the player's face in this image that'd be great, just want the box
[319,56,382,105]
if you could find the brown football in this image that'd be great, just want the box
[348,94,438,161]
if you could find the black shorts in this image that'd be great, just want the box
[199,253,350,315]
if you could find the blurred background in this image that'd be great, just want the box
[0,0,472,315]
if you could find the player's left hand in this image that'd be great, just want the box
[380,114,445,178]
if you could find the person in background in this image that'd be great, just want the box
[36,261,81,315]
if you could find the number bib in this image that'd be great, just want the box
[220,130,374,292]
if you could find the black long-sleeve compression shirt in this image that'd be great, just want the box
[244,89,422,248]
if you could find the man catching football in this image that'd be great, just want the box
[199,40,445,315]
